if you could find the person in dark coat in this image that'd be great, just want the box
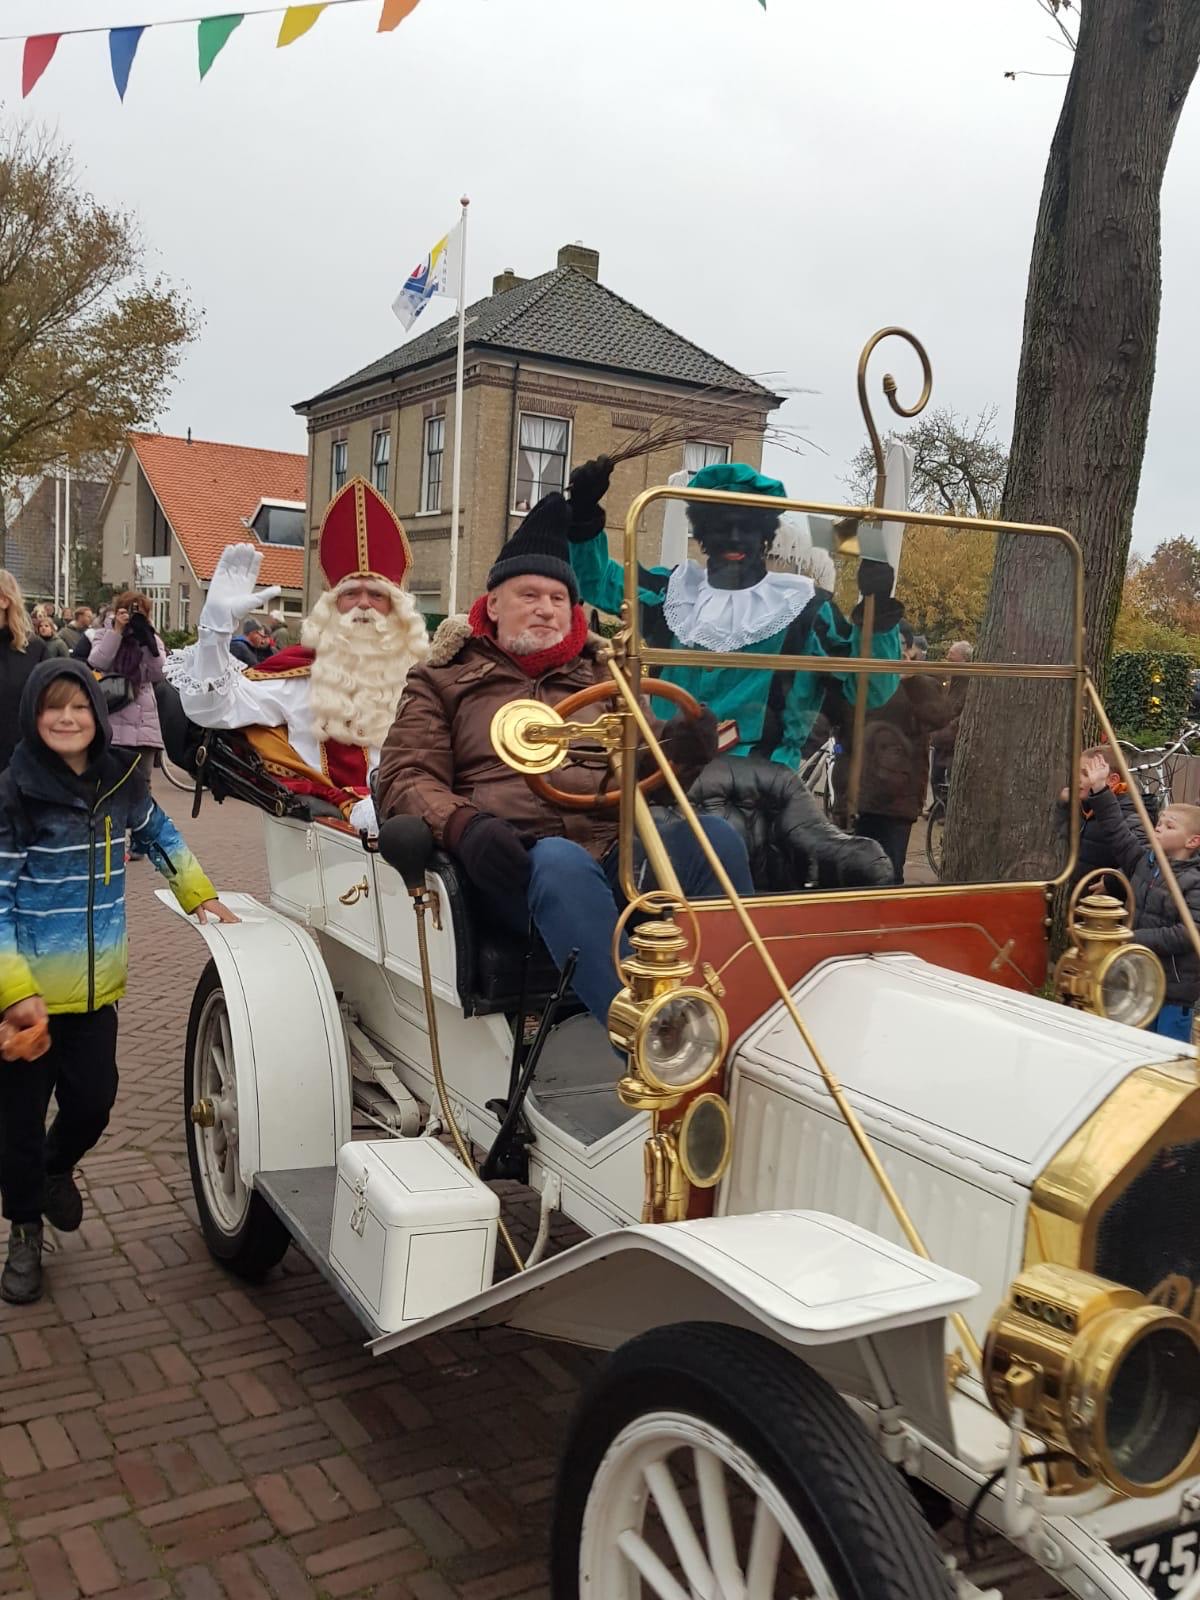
[229,615,278,668]
[0,571,47,773]
[1082,751,1200,1041]
[1060,744,1148,888]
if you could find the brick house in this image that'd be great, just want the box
[6,475,106,604]
[294,243,782,613]
[98,432,307,632]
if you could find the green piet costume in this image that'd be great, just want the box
[567,462,902,764]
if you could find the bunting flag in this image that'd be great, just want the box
[277,4,327,45]
[378,0,421,29]
[198,14,244,77]
[109,25,146,99]
[21,35,61,97]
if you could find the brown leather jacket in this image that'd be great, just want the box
[377,617,623,860]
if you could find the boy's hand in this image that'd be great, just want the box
[1081,752,1111,796]
[195,900,239,925]
[3,996,47,1029]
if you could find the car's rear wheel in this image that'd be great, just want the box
[184,960,289,1279]
[554,1322,953,1599]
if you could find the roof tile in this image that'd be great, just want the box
[128,432,307,588]
[299,268,779,410]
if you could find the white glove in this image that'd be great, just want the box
[201,545,283,635]
[348,796,378,835]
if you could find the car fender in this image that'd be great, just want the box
[159,890,351,1184]
[369,1209,977,1451]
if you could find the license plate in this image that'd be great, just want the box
[1120,1521,1200,1596]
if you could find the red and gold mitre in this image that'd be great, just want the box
[319,476,413,589]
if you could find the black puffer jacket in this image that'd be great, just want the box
[659,755,893,893]
[1059,783,1148,887]
[1088,787,1200,1006]
[0,630,47,773]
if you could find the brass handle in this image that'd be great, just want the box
[339,876,370,906]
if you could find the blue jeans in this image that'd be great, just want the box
[475,818,753,1025]
[1152,1003,1194,1043]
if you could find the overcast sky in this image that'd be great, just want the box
[4,0,1197,554]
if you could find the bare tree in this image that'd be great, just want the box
[845,406,1008,518]
[0,125,197,565]
[945,0,1200,882]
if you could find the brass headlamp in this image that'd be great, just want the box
[1053,869,1164,1029]
[985,1263,1200,1496]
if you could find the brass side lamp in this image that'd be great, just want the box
[1053,869,1164,1030]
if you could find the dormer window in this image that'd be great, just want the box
[249,499,305,547]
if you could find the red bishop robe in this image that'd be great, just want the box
[241,645,372,816]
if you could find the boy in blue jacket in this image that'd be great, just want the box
[0,660,235,1304]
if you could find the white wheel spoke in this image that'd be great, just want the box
[616,1529,693,1600]
[744,1499,783,1599]
[643,1460,717,1598]
[694,1448,744,1599]
[218,1012,233,1076]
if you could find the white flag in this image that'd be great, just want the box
[391,219,463,329]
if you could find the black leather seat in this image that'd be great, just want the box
[154,682,343,821]
[659,755,894,892]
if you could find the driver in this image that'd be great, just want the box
[375,491,753,1026]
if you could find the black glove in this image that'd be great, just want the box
[659,708,718,780]
[448,812,531,897]
[126,610,155,647]
[567,455,613,543]
[856,559,895,600]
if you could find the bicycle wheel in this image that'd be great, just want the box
[924,800,946,879]
[160,753,197,794]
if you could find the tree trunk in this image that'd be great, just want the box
[945,0,1200,882]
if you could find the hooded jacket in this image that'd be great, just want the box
[0,660,216,1015]
[1087,786,1200,1007]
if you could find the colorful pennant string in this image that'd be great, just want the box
[109,25,146,99]
[21,34,61,96]
[198,13,244,76]
[277,4,327,46]
[378,0,420,30]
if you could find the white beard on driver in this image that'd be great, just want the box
[304,588,429,751]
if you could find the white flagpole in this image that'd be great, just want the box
[53,474,61,612]
[447,194,469,617]
[64,464,72,611]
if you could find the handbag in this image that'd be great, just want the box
[96,672,134,714]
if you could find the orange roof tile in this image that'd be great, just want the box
[128,431,307,588]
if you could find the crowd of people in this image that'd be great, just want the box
[0,456,1197,1305]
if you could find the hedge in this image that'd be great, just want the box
[1106,651,1193,741]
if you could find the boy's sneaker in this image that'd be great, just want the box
[1,1222,44,1304]
[43,1171,83,1232]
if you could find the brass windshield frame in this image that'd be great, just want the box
[612,484,1086,904]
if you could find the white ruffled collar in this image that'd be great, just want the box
[662,562,816,651]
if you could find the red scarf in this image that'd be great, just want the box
[468,596,588,677]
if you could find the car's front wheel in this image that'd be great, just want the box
[554,1322,954,1599]
[184,960,289,1280]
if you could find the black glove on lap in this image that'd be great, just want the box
[659,708,719,782]
[567,456,614,543]
[448,812,531,897]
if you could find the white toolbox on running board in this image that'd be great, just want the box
[328,1138,499,1332]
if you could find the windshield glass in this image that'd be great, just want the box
[580,488,1079,896]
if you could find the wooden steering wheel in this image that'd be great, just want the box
[527,679,703,812]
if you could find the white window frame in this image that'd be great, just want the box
[178,583,190,631]
[419,417,445,515]
[410,587,442,615]
[371,429,391,495]
[331,439,348,496]
[684,440,731,474]
[512,412,572,513]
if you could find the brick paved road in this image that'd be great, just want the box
[0,781,592,1600]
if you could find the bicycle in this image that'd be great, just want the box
[1117,722,1200,811]
[798,735,837,815]
[924,778,948,879]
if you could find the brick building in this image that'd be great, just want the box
[98,432,307,632]
[294,243,782,613]
[6,475,106,604]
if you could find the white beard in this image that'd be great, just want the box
[500,625,567,655]
[303,588,429,749]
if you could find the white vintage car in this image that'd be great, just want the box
[161,475,1200,1600]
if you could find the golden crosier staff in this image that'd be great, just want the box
[845,329,933,827]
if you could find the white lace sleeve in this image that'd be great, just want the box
[164,630,302,731]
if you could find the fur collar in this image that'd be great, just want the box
[427,613,607,669]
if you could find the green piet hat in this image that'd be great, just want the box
[687,462,786,497]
